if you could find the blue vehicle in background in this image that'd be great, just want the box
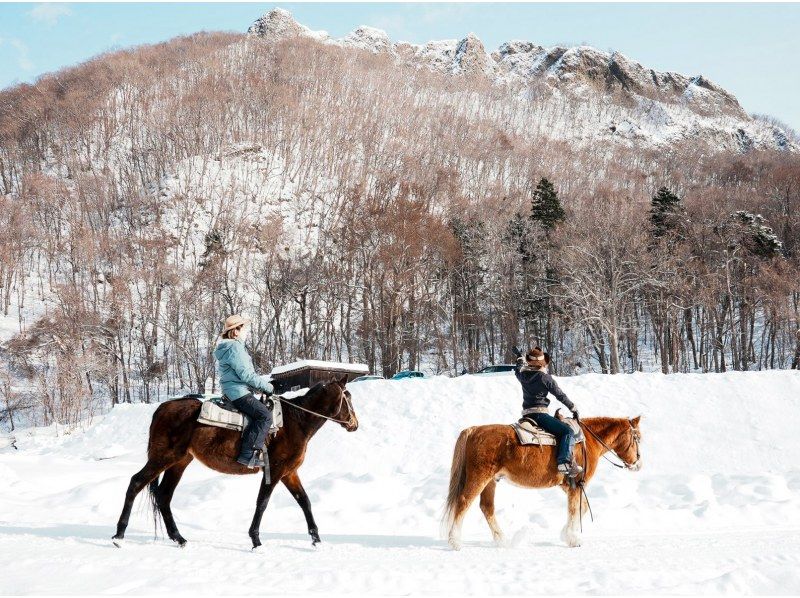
[391,370,425,380]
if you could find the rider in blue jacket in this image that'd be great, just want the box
[513,346,583,479]
[214,315,274,469]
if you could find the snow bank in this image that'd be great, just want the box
[1,370,799,594]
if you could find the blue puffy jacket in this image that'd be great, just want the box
[214,339,274,400]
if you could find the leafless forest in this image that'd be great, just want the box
[0,33,798,428]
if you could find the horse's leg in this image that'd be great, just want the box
[113,459,170,544]
[248,471,276,550]
[448,473,492,551]
[479,480,506,546]
[282,471,321,546]
[154,455,194,547]
[560,485,583,547]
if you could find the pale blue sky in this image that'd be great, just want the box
[1,3,799,130]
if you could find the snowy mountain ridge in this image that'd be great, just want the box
[247,8,795,152]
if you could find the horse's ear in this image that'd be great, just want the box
[543,351,551,365]
[337,374,348,387]
[631,415,642,426]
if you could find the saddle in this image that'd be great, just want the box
[511,412,585,446]
[196,395,283,435]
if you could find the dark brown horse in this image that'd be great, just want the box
[443,414,642,549]
[112,376,358,550]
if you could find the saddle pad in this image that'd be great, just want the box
[511,418,585,446]
[197,398,283,433]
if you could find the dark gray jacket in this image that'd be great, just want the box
[514,360,574,412]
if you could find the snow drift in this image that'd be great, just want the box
[1,370,799,594]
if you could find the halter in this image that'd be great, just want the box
[579,420,641,470]
[273,385,357,427]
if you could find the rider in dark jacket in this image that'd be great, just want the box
[514,346,583,478]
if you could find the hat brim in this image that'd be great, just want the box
[221,317,252,335]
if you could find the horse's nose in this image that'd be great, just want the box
[630,460,642,472]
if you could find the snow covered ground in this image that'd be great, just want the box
[1,370,799,594]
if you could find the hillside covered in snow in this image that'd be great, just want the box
[1,8,799,435]
[1,370,799,593]
[250,8,795,152]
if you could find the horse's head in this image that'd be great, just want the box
[617,415,642,472]
[328,375,359,432]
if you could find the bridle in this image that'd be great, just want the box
[272,385,357,427]
[579,420,641,470]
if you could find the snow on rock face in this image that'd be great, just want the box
[246,7,328,42]
[407,38,459,72]
[451,33,497,77]
[246,8,793,152]
[341,26,392,53]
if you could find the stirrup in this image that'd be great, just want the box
[558,462,583,478]
[237,449,265,469]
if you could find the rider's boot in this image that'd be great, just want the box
[558,461,584,479]
[237,447,266,469]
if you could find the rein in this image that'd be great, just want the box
[575,419,640,532]
[273,390,355,426]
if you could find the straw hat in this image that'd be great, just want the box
[220,314,251,336]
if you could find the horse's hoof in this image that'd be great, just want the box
[493,535,508,548]
[448,538,462,551]
[170,534,187,548]
[251,545,263,553]
[567,539,582,548]
[111,536,124,548]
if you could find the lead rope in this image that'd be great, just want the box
[575,421,641,533]
[577,442,594,533]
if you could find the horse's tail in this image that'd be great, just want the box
[442,427,474,538]
[148,476,164,539]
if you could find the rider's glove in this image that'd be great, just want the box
[571,409,580,421]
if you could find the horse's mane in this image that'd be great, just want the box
[579,416,632,443]
[282,383,327,424]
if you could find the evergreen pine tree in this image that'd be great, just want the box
[530,177,565,231]
[650,187,683,238]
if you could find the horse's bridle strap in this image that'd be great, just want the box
[579,420,639,470]
[273,391,354,426]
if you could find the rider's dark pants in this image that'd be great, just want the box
[232,393,273,456]
[527,412,575,465]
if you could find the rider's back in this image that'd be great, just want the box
[515,366,575,412]
[214,339,273,400]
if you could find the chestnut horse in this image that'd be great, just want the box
[444,414,642,549]
[112,377,358,550]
